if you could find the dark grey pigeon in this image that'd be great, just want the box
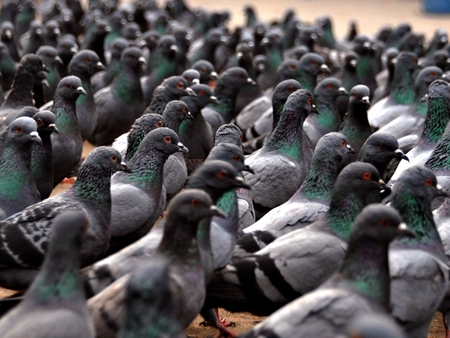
[240,205,414,338]
[108,127,188,253]
[88,189,226,337]
[0,117,41,220]
[48,75,86,186]
[36,45,63,103]
[206,162,385,315]
[236,132,354,256]
[118,256,184,338]
[192,59,218,85]
[18,20,45,56]
[389,165,449,337]
[0,146,130,290]
[0,210,95,338]
[243,89,316,218]
[89,47,146,146]
[181,68,201,86]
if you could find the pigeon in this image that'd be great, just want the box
[188,27,226,66]
[36,45,63,103]
[117,256,184,338]
[345,313,407,338]
[239,204,414,338]
[372,47,399,105]
[256,29,284,91]
[56,34,78,77]
[81,19,111,65]
[357,131,409,179]
[18,20,44,56]
[295,52,331,93]
[48,75,86,186]
[0,21,20,62]
[368,51,418,129]
[181,68,201,86]
[339,84,372,164]
[206,162,385,315]
[31,110,58,200]
[202,67,255,135]
[303,77,348,147]
[0,146,130,290]
[389,165,449,337]
[179,83,216,159]
[243,89,316,218]
[43,19,61,47]
[0,117,41,220]
[315,16,351,52]
[389,79,450,187]
[0,210,95,338]
[88,189,226,337]
[237,132,354,254]
[108,127,188,253]
[353,35,379,96]
[88,47,146,146]
[14,0,36,39]
[161,100,193,199]
[91,37,129,94]
[0,53,48,128]
[0,41,18,92]
[191,59,218,85]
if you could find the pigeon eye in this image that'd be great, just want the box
[233,154,240,162]
[200,67,206,73]
[156,121,163,127]
[289,64,296,70]
[352,93,358,98]
[412,59,417,64]
[199,90,205,96]
[183,107,188,113]
[46,53,51,58]
[163,136,171,143]
[425,178,432,187]
[217,170,227,178]
[311,60,317,66]
[431,71,437,76]
[66,84,71,89]
[37,118,43,126]
[177,82,184,89]
[191,198,199,206]
[238,73,244,78]
[380,218,390,227]
[110,155,117,162]
[86,58,92,63]
[378,143,386,150]
[362,172,372,180]
[307,98,312,105]
[15,127,23,133]
[340,140,346,146]
[286,85,293,92]
[327,83,334,89]
[129,54,135,59]
[239,134,243,140]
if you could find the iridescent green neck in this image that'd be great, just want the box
[53,96,79,134]
[420,95,450,145]
[0,145,31,199]
[127,149,166,189]
[327,194,366,240]
[390,63,415,104]
[112,67,142,104]
[313,95,340,131]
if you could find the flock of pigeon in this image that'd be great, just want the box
[0,0,448,337]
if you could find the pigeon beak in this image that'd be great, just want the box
[209,205,227,218]
[361,96,370,105]
[96,61,106,70]
[243,164,254,174]
[346,143,356,154]
[209,95,218,103]
[247,78,256,85]
[394,149,408,161]
[49,123,59,134]
[338,87,348,95]
[379,179,391,200]
[41,79,50,88]
[42,64,49,73]
[420,94,429,102]
[70,46,78,54]
[30,131,42,144]
[170,45,178,53]
[120,161,132,173]
[311,104,319,115]
[235,176,251,189]
[55,56,64,65]
[186,111,194,120]
[320,64,331,74]
[261,37,269,46]
[186,87,197,96]
[397,222,416,238]
[210,71,218,80]
[105,26,112,33]
[349,59,358,68]
[77,86,87,95]
[138,56,147,67]
[36,28,43,36]
[177,142,189,153]
[192,78,200,85]
[436,184,449,197]
[54,28,61,36]
[5,30,12,39]
[237,52,244,60]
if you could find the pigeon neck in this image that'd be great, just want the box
[420,94,450,146]
[412,84,428,117]
[53,94,79,134]
[127,148,167,189]
[112,65,143,104]
[210,78,243,123]
[340,102,371,137]
[31,134,53,185]
[271,97,288,130]
[295,72,315,93]
[320,27,336,48]
[103,57,121,83]
[392,188,446,257]
[164,114,183,135]
[149,92,170,116]
[3,65,34,107]
[335,235,391,310]
[125,128,158,162]
[313,93,341,131]
[71,71,93,106]
[72,164,112,206]
[214,190,238,233]
[425,134,450,170]
[356,55,376,84]
[390,63,415,104]
[264,46,283,73]
[264,104,308,159]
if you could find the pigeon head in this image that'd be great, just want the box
[121,22,141,40]
[392,165,447,204]
[166,189,227,225]
[57,34,78,64]
[0,21,15,41]
[137,127,188,157]
[188,84,216,109]
[130,113,165,134]
[208,143,253,174]
[350,204,415,244]
[20,54,48,80]
[33,110,58,135]
[214,123,243,147]
[182,69,201,86]
[191,59,217,84]
[56,75,86,100]
[344,51,358,69]
[277,60,299,82]
[163,100,193,122]
[160,75,193,98]
[7,117,41,145]
[349,84,370,108]
[37,46,63,67]
[314,77,348,100]
[44,20,61,40]
[140,30,160,52]
[80,146,131,176]
[298,52,330,76]
[110,37,129,59]
[394,51,418,73]
[316,132,355,165]
[282,89,318,117]
[121,46,146,71]
[157,34,178,59]
[29,20,44,37]
[217,67,256,89]
[69,50,105,77]
[272,79,302,125]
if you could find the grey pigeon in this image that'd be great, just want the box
[192,59,218,85]
[36,45,62,103]
[237,132,354,255]
[243,89,316,218]
[346,313,407,338]
[89,47,146,146]
[108,127,188,253]
[181,68,201,86]
[0,210,95,338]
[240,204,414,338]
[49,75,86,186]
[0,117,41,220]
[88,189,226,337]
[206,162,385,315]
[0,146,130,290]
[389,165,449,337]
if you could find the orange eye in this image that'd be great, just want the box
[380,218,390,227]
[183,107,187,113]
[239,134,243,140]
[307,98,312,105]
[233,154,240,162]
[412,59,417,64]
[217,170,227,178]
[340,140,346,146]
[177,82,184,89]
[191,198,199,206]
[86,58,91,63]
[425,178,432,187]
[378,143,386,151]
[37,118,43,126]
[352,93,358,98]
[156,121,163,127]
[15,127,23,133]
[362,172,371,180]
[431,71,437,76]
[327,83,334,89]
[286,85,293,92]
[289,64,296,70]
[110,155,117,162]
[199,90,205,96]
[163,136,171,143]
[311,60,317,66]
[200,67,205,73]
